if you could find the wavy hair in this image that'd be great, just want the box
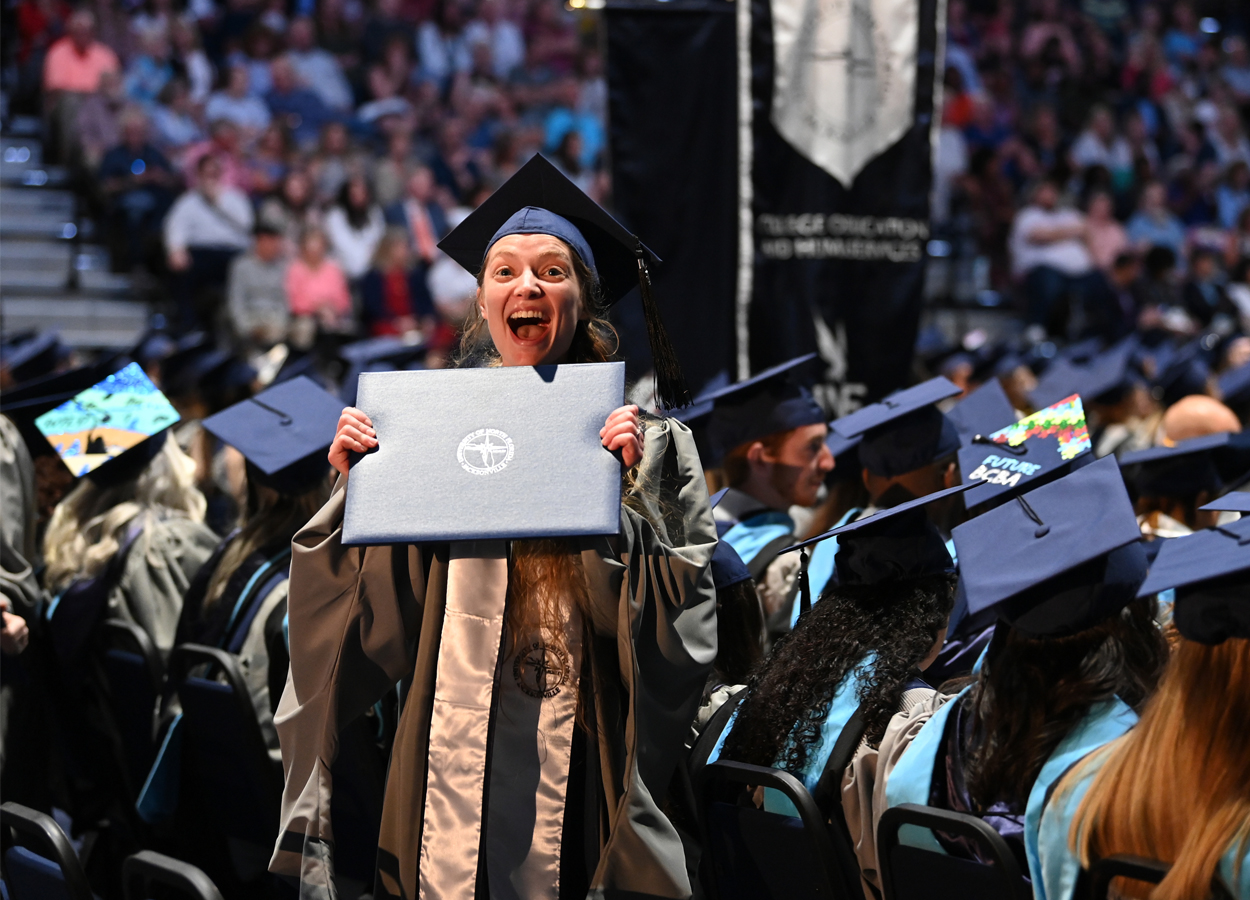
[1060,636,1250,899]
[43,436,206,592]
[721,573,957,772]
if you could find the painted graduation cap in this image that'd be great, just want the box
[1136,517,1250,644]
[952,456,1147,637]
[0,356,128,460]
[1029,340,1136,410]
[957,394,1093,510]
[783,482,972,587]
[946,378,1016,444]
[698,354,825,464]
[1119,432,1250,499]
[438,153,689,408]
[31,361,180,485]
[829,376,962,478]
[202,376,341,494]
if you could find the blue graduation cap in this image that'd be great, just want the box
[1200,492,1250,514]
[699,354,826,464]
[201,376,342,494]
[1153,340,1212,408]
[1119,432,1250,499]
[952,456,1146,637]
[710,540,753,590]
[1,330,64,383]
[957,394,1093,510]
[1136,517,1250,644]
[1029,340,1136,409]
[337,335,429,407]
[782,482,972,587]
[1218,361,1250,409]
[946,378,1016,444]
[829,377,962,478]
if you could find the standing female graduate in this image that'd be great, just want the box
[1038,519,1250,900]
[269,155,718,900]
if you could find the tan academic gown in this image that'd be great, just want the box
[269,416,718,900]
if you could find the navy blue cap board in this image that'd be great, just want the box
[338,335,429,406]
[1119,433,1230,499]
[1218,360,1250,408]
[201,375,341,494]
[829,377,962,478]
[1,330,63,382]
[1153,340,1212,408]
[946,378,1016,444]
[1135,517,1250,644]
[700,354,826,465]
[1200,492,1250,514]
[1029,338,1140,410]
[710,540,753,591]
[781,482,973,587]
[958,394,1093,510]
[436,153,689,408]
[952,456,1146,637]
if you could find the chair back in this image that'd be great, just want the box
[122,850,223,900]
[877,803,1031,900]
[698,760,857,900]
[100,620,164,795]
[169,644,283,849]
[0,803,93,900]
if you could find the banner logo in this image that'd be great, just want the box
[770,0,917,186]
[457,428,515,475]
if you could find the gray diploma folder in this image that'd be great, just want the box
[342,362,625,544]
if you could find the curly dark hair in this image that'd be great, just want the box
[963,595,1168,811]
[720,573,957,773]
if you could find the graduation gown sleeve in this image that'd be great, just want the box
[0,415,44,617]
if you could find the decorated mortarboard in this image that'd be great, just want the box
[1135,517,1250,644]
[829,377,962,478]
[0,330,64,383]
[946,378,1016,444]
[0,356,129,459]
[700,355,825,464]
[436,153,689,408]
[1118,432,1245,499]
[1200,492,1250,514]
[202,376,340,494]
[952,456,1147,637]
[1218,361,1250,408]
[958,394,1093,510]
[31,361,180,485]
[782,482,972,587]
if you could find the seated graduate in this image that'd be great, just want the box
[849,458,1168,890]
[713,488,963,897]
[269,155,719,900]
[705,535,765,697]
[696,356,835,635]
[1039,521,1250,900]
[174,376,339,756]
[1119,434,1245,542]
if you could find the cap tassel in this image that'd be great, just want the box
[636,251,691,410]
[798,548,813,618]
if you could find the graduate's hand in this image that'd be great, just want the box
[328,407,377,476]
[0,599,28,656]
[601,405,644,468]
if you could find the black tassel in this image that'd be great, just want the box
[636,250,691,410]
[798,549,812,618]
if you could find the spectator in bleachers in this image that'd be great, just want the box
[372,129,420,207]
[1084,189,1129,273]
[123,29,173,105]
[149,78,206,155]
[324,175,387,283]
[1225,36,1250,108]
[204,64,272,145]
[1208,104,1250,171]
[465,0,525,81]
[169,19,214,105]
[241,123,292,198]
[418,0,474,88]
[182,118,250,191]
[228,24,280,97]
[360,229,437,338]
[258,169,323,254]
[1070,104,1118,171]
[76,68,126,171]
[386,165,448,266]
[1126,180,1187,258]
[1010,178,1100,334]
[286,15,354,113]
[99,105,179,270]
[227,221,291,357]
[1227,207,1250,269]
[1217,160,1250,230]
[285,227,353,344]
[43,8,122,162]
[266,54,338,149]
[309,121,360,204]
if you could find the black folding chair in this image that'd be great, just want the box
[122,851,223,900]
[697,759,858,900]
[168,644,284,851]
[877,803,1031,900]
[100,620,164,797]
[0,803,94,900]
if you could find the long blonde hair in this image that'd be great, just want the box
[43,436,206,592]
[1062,636,1250,898]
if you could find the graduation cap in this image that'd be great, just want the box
[1119,432,1250,499]
[201,376,341,494]
[1136,517,1250,644]
[952,456,1147,637]
[0,356,129,460]
[337,335,429,406]
[823,427,863,484]
[437,154,690,409]
[710,540,753,591]
[694,355,825,464]
[1029,340,1136,409]
[946,378,1016,444]
[958,394,1093,510]
[782,482,971,588]
[1,330,64,384]
[1153,340,1212,408]
[30,361,181,486]
[1217,361,1250,409]
[829,377,962,478]
[1200,492,1250,514]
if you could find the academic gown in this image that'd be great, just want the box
[269,416,718,900]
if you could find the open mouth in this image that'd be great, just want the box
[507,308,550,341]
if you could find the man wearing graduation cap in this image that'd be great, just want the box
[271,155,718,900]
[1120,432,1250,541]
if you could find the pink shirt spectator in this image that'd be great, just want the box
[42,36,119,93]
[286,258,352,319]
[1086,219,1129,272]
[181,141,251,192]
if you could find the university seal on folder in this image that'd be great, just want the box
[342,362,626,544]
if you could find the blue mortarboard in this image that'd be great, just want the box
[1136,517,1250,643]
[701,355,826,463]
[202,376,341,494]
[1218,361,1250,408]
[337,335,429,406]
[710,540,753,590]
[947,379,1016,444]
[1,331,65,384]
[1119,432,1250,499]
[952,456,1146,637]
[830,377,962,478]
[1200,492,1250,514]
[783,482,972,586]
[823,427,863,484]
[437,153,689,408]
[1029,340,1136,409]
[1154,340,1212,407]
[958,394,1093,510]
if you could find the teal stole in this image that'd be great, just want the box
[722,511,795,566]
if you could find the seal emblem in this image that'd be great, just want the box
[457,428,514,475]
[512,641,571,699]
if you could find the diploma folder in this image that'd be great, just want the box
[343,363,625,544]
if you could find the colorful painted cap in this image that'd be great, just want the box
[957,394,1093,510]
[202,376,341,494]
[829,377,962,478]
[952,456,1147,637]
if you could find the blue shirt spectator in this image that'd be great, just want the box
[265,56,337,149]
